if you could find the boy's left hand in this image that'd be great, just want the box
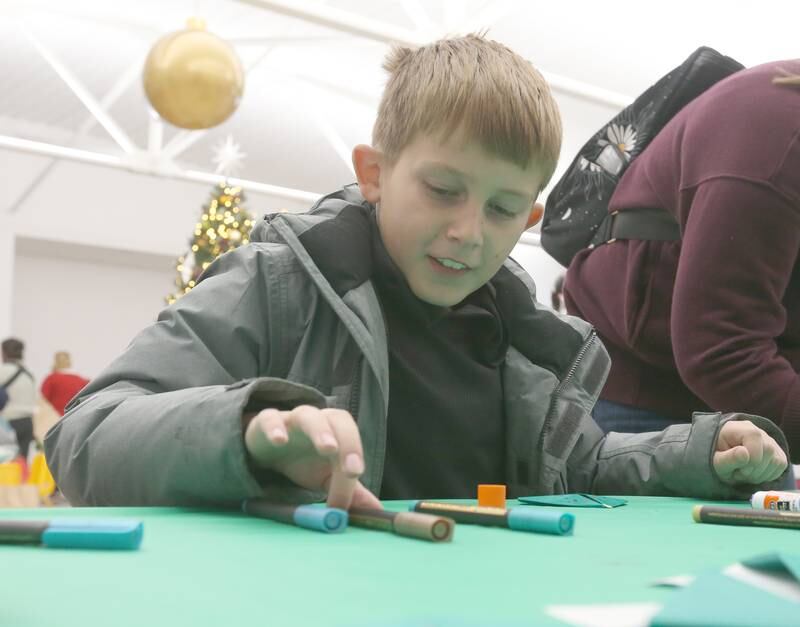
[713,420,788,484]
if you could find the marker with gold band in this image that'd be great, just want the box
[692,505,800,529]
[410,501,574,536]
[348,508,454,542]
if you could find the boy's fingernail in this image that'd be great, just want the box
[344,453,364,475]
[269,428,287,441]
[319,433,337,449]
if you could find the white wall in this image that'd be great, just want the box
[0,149,314,344]
[511,241,566,309]
[12,242,174,383]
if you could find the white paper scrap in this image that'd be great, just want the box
[545,602,661,627]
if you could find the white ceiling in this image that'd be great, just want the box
[1,0,798,203]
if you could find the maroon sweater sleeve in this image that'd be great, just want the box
[671,177,800,443]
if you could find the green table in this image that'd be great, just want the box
[1,497,797,626]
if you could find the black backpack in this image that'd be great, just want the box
[541,47,744,268]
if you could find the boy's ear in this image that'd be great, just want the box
[352,144,383,204]
[525,202,545,230]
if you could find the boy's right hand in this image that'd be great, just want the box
[244,405,382,511]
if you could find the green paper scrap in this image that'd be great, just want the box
[742,552,800,581]
[517,494,628,508]
[651,569,798,627]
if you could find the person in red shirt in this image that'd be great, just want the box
[41,351,89,416]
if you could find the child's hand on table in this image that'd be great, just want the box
[713,419,788,484]
[244,406,382,510]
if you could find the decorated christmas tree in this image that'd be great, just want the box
[167,136,253,304]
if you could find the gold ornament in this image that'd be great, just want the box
[143,18,244,129]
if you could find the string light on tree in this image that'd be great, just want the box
[166,137,253,304]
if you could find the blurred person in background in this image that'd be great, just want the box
[0,338,36,461]
[41,351,89,417]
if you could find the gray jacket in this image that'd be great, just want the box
[45,187,790,505]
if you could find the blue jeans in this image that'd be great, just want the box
[592,399,797,489]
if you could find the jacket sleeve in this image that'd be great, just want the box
[564,411,792,498]
[44,244,324,506]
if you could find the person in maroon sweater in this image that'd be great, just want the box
[565,60,800,461]
[41,351,89,416]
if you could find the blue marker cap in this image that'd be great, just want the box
[292,505,348,533]
[507,508,574,536]
[42,519,144,550]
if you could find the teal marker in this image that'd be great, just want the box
[410,501,575,536]
[0,519,143,549]
[243,499,348,533]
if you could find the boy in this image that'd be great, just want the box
[46,35,788,508]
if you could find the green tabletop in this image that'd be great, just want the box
[1,497,797,626]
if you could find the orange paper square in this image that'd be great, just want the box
[477,484,507,508]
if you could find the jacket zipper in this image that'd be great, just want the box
[535,329,598,492]
[348,356,363,418]
[543,329,598,431]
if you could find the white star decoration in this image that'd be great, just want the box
[212,135,247,177]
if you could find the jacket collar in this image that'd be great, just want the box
[254,185,589,379]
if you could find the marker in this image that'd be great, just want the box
[693,505,800,529]
[750,491,800,512]
[348,507,454,542]
[410,501,574,536]
[0,519,143,550]
[242,499,348,533]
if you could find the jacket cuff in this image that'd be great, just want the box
[666,412,790,500]
[672,412,736,499]
[781,378,800,462]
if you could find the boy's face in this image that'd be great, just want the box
[354,133,545,307]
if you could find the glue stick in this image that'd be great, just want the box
[750,490,800,512]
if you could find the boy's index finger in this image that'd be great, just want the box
[323,409,365,509]
[326,467,358,510]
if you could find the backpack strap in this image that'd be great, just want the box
[1,366,31,389]
[590,207,681,249]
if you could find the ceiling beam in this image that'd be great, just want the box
[235,0,425,47]
[76,61,142,138]
[22,25,138,154]
[0,134,320,203]
[455,0,514,33]
[399,0,436,36]
[4,159,59,215]
[147,111,164,154]
[542,71,631,109]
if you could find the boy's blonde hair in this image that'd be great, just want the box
[373,34,562,190]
